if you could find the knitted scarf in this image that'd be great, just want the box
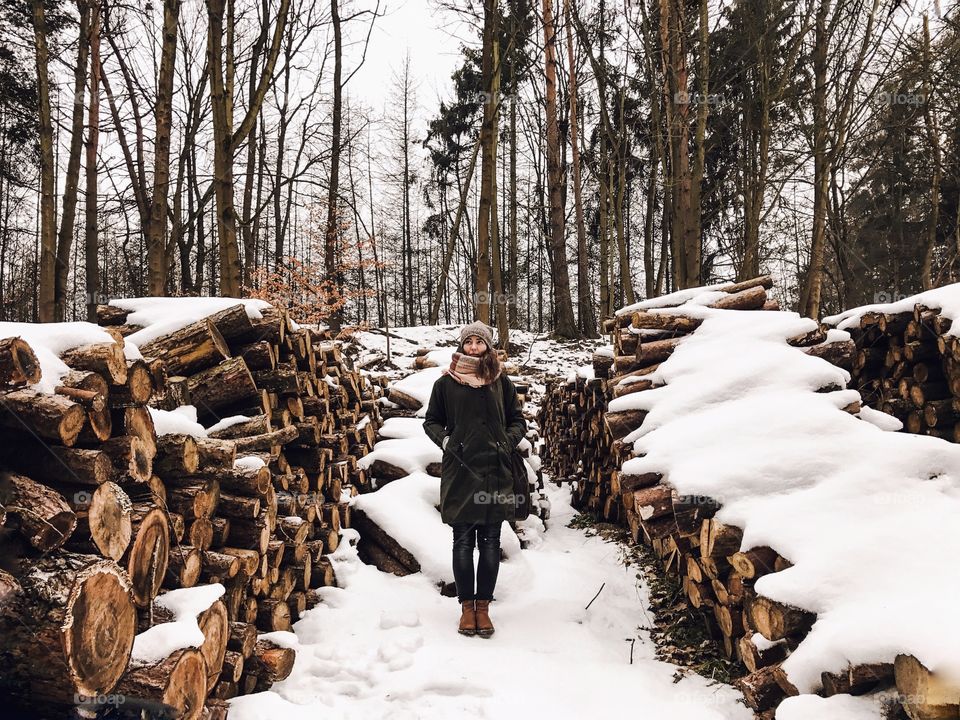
[442,351,501,388]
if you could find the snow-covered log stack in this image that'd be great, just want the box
[539,280,960,720]
[824,301,960,442]
[0,298,383,716]
[597,274,782,373]
[541,275,814,521]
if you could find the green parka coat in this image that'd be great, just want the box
[423,371,528,525]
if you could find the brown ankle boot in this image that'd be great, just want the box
[458,600,477,636]
[474,600,494,637]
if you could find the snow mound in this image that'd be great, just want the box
[150,405,207,437]
[130,584,225,666]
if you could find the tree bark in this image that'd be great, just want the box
[144,0,182,296]
[542,0,578,337]
[564,0,597,337]
[84,0,102,322]
[31,0,57,322]
[54,0,91,321]
[324,0,344,330]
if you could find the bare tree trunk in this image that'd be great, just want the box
[325,0,344,330]
[476,0,499,324]
[564,0,596,336]
[241,0,267,286]
[542,0,577,337]
[688,0,708,281]
[659,0,698,289]
[402,57,414,326]
[613,85,635,305]
[55,0,91,320]
[488,50,508,346]
[143,0,181,296]
[508,93,519,328]
[207,0,290,297]
[800,0,879,317]
[85,0,102,321]
[207,0,237,295]
[32,0,56,322]
[920,12,941,290]
[429,136,481,325]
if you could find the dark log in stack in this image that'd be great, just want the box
[826,303,960,441]
[0,301,384,717]
[536,277,940,718]
[352,508,421,576]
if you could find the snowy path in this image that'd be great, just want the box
[230,479,752,719]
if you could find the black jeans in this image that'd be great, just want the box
[451,521,502,602]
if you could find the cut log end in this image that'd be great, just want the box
[66,561,138,695]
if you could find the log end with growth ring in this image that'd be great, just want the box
[64,561,138,697]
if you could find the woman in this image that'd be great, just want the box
[423,321,527,638]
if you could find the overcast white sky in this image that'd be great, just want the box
[344,0,476,124]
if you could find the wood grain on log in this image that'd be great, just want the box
[60,342,128,384]
[0,388,87,446]
[748,595,815,642]
[895,654,960,720]
[138,318,230,376]
[125,506,170,607]
[0,553,136,708]
[187,357,261,419]
[3,472,77,551]
[115,647,206,720]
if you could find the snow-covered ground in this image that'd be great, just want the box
[229,479,752,720]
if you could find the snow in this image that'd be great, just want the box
[606,303,960,696]
[235,455,267,472]
[0,321,119,394]
[390,365,445,416]
[776,691,898,720]
[614,283,729,316]
[856,405,903,432]
[423,347,455,366]
[565,363,595,384]
[823,283,960,337]
[108,296,273,346]
[206,415,253,435]
[229,481,752,720]
[149,405,207,437]
[130,584,225,666]
[356,437,440,479]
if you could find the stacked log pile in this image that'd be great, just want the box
[538,275,843,522]
[0,301,382,717]
[536,277,956,719]
[829,303,960,441]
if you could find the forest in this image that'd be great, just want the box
[1,0,958,339]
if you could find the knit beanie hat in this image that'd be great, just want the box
[459,321,494,348]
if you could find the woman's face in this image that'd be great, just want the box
[462,335,487,356]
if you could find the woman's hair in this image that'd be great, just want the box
[459,338,501,383]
